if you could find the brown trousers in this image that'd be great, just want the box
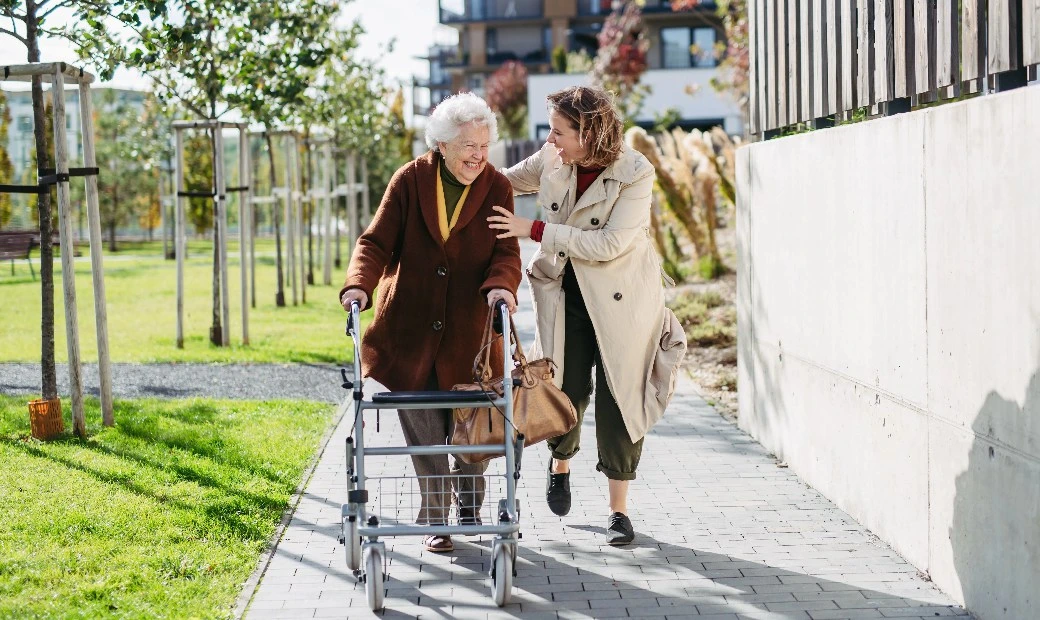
[398,372,487,525]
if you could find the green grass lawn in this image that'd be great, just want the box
[0,237,364,363]
[0,395,336,619]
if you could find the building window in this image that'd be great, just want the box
[484,28,497,56]
[18,115,32,132]
[661,26,717,69]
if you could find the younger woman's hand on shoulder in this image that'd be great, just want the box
[487,206,533,239]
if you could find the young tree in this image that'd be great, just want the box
[94,89,160,251]
[76,0,343,339]
[673,0,749,131]
[0,89,12,228]
[0,0,176,401]
[485,60,528,140]
[591,2,650,126]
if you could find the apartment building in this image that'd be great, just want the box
[414,0,743,138]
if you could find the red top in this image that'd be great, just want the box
[530,165,606,243]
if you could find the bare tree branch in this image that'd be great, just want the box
[39,1,77,22]
[0,24,27,45]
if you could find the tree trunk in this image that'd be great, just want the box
[305,138,314,286]
[27,1,56,400]
[267,133,285,307]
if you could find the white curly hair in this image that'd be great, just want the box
[424,92,499,151]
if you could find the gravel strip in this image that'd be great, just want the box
[0,363,351,403]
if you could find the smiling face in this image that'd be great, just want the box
[438,121,490,185]
[546,110,588,166]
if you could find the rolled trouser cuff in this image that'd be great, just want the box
[596,462,637,481]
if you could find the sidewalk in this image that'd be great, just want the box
[241,243,971,619]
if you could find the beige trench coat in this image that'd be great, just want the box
[504,143,687,443]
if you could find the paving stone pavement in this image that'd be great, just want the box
[242,242,971,619]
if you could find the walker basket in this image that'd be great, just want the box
[28,398,64,440]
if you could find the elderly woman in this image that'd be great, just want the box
[488,86,686,545]
[339,93,522,553]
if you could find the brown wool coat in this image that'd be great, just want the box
[339,150,522,392]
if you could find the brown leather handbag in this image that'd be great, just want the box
[450,310,578,464]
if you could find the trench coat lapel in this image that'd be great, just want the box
[571,174,606,215]
[414,151,445,245]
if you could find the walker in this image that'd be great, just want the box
[339,299,524,611]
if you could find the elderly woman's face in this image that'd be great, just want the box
[439,121,490,185]
[546,110,588,166]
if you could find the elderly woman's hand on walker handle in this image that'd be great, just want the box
[340,288,368,312]
[487,206,533,240]
[486,288,517,315]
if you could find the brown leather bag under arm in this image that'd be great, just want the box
[450,309,577,464]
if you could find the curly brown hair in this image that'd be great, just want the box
[546,86,624,168]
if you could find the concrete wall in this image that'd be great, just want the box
[736,86,1040,620]
[526,70,743,138]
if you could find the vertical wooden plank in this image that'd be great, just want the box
[962,0,985,81]
[756,0,768,132]
[841,0,857,114]
[914,0,936,94]
[988,0,1018,74]
[78,81,113,425]
[894,0,914,96]
[360,158,370,231]
[215,127,230,346]
[749,0,759,134]
[1026,0,1040,66]
[789,0,802,122]
[766,0,778,130]
[826,0,840,114]
[51,71,85,437]
[856,0,873,107]
[777,0,789,127]
[813,0,828,117]
[801,0,814,121]
[239,129,250,344]
[874,0,893,103]
[937,0,960,88]
[175,128,185,349]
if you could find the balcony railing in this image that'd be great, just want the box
[440,0,541,23]
[577,0,715,16]
[486,49,548,65]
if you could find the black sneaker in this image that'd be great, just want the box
[546,459,571,516]
[606,512,634,545]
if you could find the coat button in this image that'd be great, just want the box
[550,203,559,211]
[432,320,443,331]
[436,266,447,276]
[591,218,599,225]
[557,251,565,258]
[613,292,622,301]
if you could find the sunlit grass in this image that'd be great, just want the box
[0,237,366,363]
[0,394,336,619]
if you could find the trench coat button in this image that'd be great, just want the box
[436,266,447,277]
[613,292,622,301]
[591,218,599,225]
[550,202,559,212]
[432,320,443,331]
[557,251,565,258]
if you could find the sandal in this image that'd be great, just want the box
[423,534,454,553]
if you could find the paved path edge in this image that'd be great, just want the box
[233,397,351,618]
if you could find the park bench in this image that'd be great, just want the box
[0,231,36,279]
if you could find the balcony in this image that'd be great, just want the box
[439,0,542,23]
[577,0,716,16]
[485,49,548,66]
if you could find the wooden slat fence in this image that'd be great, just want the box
[751,0,1039,136]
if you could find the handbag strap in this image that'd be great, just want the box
[471,308,496,382]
